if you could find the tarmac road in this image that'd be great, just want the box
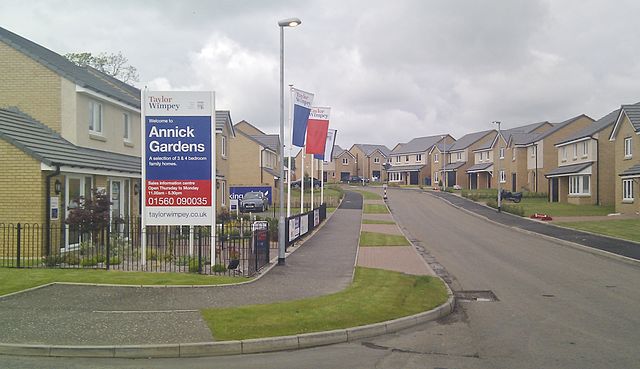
[3,187,639,369]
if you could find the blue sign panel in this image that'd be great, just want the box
[229,186,272,204]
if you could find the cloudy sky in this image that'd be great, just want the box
[1,0,639,149]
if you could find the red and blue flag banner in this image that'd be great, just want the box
[305,107,330,155]
[291,87,314,147]
[315,128,337,161]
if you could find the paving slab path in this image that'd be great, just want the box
[0,191,364,346]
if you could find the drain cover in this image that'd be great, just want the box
[455,290,499,302]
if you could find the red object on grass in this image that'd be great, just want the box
[530,213,553,221]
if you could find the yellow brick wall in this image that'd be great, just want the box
[595,128,616,206]
[228,133,261,186]
[0,41,63,132]
[614,116,640,215]
[0,141,46,224]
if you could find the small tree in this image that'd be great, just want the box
[65,189,111,243]
[65,51,139,84]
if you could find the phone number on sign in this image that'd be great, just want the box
[147,197,209,206]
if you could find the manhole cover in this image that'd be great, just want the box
[455,290,499,302]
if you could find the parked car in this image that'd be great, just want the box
[347,175,369,184]
[291,177,322,189]
[239,191,269,212]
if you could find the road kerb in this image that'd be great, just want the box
[241,335,299,354]
[50,345,115,358]
[114,344,180,358]
[298,329,348,348]
[0,343,50,357]
[179,341,242,357]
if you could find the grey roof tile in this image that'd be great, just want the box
[514,114,594,145]
[353,144,391,157]
[0,108,140,173]
[556,109,620,145]
[545,162,593,177]
[392,135,444,154]
[620,163,640,177]
[0,26,141,108]
[466,163,493,173]
[621,102,640,132]
[387,164,425,172]
[448,129,494,151]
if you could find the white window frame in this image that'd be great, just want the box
[561,146,567,162]
[373,157,380,164]
[530,146,536,158]
[499,147,505,159]
[221,181,226,206]
[342,158,348,165]
[405,155,409,162]
[416,154,422,162]
[434,153,439,163]
[479,152,484,161]
[623,179,634,202]
[624,137,632,158]
[573,144,578,159]
[221,135,227,158]
[569,174,590,195]
[582,141,588,157]
[456,152,462,161]
[499,170,506,183]
[89,101,103,135]
[123,113,130,142]
[512,147,516,161]
[395,156,401,163]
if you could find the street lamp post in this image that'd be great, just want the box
[278,17,301,266]
[493,121,502,213]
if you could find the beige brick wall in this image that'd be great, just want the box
[0,41,63,132]
[216,131,231,210]
[0,141,46,224]
[596,128,616,206]
[614,116,640,215]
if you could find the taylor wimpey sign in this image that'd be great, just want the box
[142,91,215,226]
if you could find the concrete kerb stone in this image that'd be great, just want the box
[114,344,180,358]
[298,329,348,348]
[0,343,50,357]
[179,341,242,357]
[49,345,115,358]
[241,335,299,354]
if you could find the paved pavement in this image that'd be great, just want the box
[429,190,640,261]
[0,191,365,346]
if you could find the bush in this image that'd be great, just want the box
[212,263,227,273]
[43,255,62,267]
[108,256,121,265]
[486,199,525,216]
[80,257,99,267]
[189,258,201,273]
[63,253,80,265]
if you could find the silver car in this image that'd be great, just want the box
[240,191,269,212]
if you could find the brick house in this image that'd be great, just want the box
[0,26,142,242]
[609,102,640,215]
[322,145,342,183]
[348,144,391,182]
[228,120,280,204]
[331,146,357,182]
[389,135,448,185]
[545,110,619,205]
[511,115,594,194]
[214,111,236,210]
[496,121,553,192]
[444,130,496,189]
[293,148,324,182]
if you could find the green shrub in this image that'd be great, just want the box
[212,263,227,273]
[43,255,62,267]
[108,256,121,265]
[175,255,190,266]
[63,254,80,265]
[486,199,525,216]
[189,258,201,273]
[80,257,99,267]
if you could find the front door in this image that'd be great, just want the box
[470,174,478,189]
[512,173,517,192]
[409,172,419,185]
[109,179,130,234]
[551,178,559,202]
[64,175,93,248]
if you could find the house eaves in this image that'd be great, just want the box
[609,102,640,141]
[557,109,619,146]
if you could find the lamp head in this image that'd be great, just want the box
[278,17,302,27]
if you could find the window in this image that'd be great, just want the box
[89,101,103,134]
[395,156,401,163]
[499,147,505,159]
[623,179,634,201]
[479,152,484,161]
[499,170,506,183]
[389,172,401,182]
[456,152,462,161]
[221,181,226,206]
[561,147,567,161]
[373,157,380,163]
[123,113,130,141]
[342,158,348,165]
[582,141,588,157]
[569,175,590,195]
[573,144,578,159]
[530,146,536,158]
[512,148,516,161]
[416,154,422,161]
[221,135,227,157]
[405,155,409,162]
[624,137,632,158]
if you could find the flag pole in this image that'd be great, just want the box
[287,85,293,218]
[311,154,314,209]
[301,147,305,214]
[321,156,324,204]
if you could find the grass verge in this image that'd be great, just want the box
[0,268,243,297]
[556,219,640,243]
[364,204,389,214]
[516,198,615,217]
[362,219,396,225]
[201,267,448,340]
[360,231,410,246]
[355,190,382,200]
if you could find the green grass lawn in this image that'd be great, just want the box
[516,198,615,217]
[362,219,396,225]
[0,268,243,297]
[556,219,640,243]
[363,204,389,214]
[354,190,382,200]
[360,231,410,246]
[201,267,448,340]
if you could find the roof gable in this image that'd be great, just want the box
[556,109,619,146]
[215,110,235,137]
[392,135,448,155]
[609,102,640,140]
[0,26,141,109]
[448,129,494,151]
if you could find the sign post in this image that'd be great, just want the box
[141,90,216,267]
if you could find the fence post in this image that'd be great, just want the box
[106,225,111,270]
[16,223,21,268]
[198,227,202,274]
